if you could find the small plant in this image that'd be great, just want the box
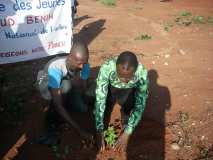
[179,11,192,17]
[175,11,193,26]
[104,126,118,146]
[197,145,213,159]
[178,111,189,123]
[207,16,213,23]
[164,22,174,31]
[193,16,206,24]
[175,17,192,26]
[51,145,61,159]
[98,0,116,6]
[134,6,143,10]
[174,11,213,26]
[63,145,72,156]
[164,26,169,31]
[51,145,72,160]
[135,34,152,40]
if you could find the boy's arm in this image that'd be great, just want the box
[48,68,91,139]
[50,88,82,133]
[94,64,110,132]
[124,70,149,135]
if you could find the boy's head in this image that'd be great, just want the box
[66,41,89,72]
[116,51,138,83]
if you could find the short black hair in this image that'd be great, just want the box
[70,41,89,58]
[116,51,138,71]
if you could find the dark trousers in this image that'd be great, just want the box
[108,86,135,112]
[104,85,136,128]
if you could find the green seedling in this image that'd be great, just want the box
[164,22,174,31]
[200,148,209,159]
[178,111,189,123]
[133,6,143,10]
[197,145,213,160]
[51,145,72,160]
[175,16,192,26]
[179,11,192,17]
[135,34,152,40]
[64,145,72,156]
[207,16,213,23]
[175,11,192,26]
[175,11,213,26]
[55,153,61,159]
[98,0,116,6]
[51,145,61,159]
[164,26,169,31]
[104,126,118,146]
[193,16,206,24]
[51,145,59,152]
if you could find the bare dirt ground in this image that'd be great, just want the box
[1,0,213,160]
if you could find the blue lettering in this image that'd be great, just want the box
[36,0,42,9]
[37,0,65,9]
[48,1,56,8]
[0,4,6,12]
[13,3,20,11]
[13,2,32,11]
[57,0,65,5]
[41,1,48,8]
[26,2,32,10]
[20,2,26,10]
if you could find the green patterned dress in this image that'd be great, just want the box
[94,57,149,135]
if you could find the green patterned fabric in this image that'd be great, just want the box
[94,57,149,135]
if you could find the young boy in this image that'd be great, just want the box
[37,42,92,145]
[94,51,149,151]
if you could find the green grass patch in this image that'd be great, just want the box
[51,145,72,160]
[179,11,192,17]
[193,16,206,24]
[207,16,213,23]
[135,34,152,40]
[173,11,213,26]
[164,22,174,31]
[134,6,143,10]
[175,11,193,26]
[98,0,116,6]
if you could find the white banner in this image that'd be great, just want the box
[0,0,72,64]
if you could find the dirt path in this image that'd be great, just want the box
[1,0,213,160]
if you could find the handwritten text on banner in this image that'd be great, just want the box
[0,0,72,64]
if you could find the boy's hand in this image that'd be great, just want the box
[96,131,105,152]
[114,132,130,152]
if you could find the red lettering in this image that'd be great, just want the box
[35,16,40,23]
[48,41,66,49]
[26,16,33,24]
[26,14,53,24]
[0,18,15,27]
